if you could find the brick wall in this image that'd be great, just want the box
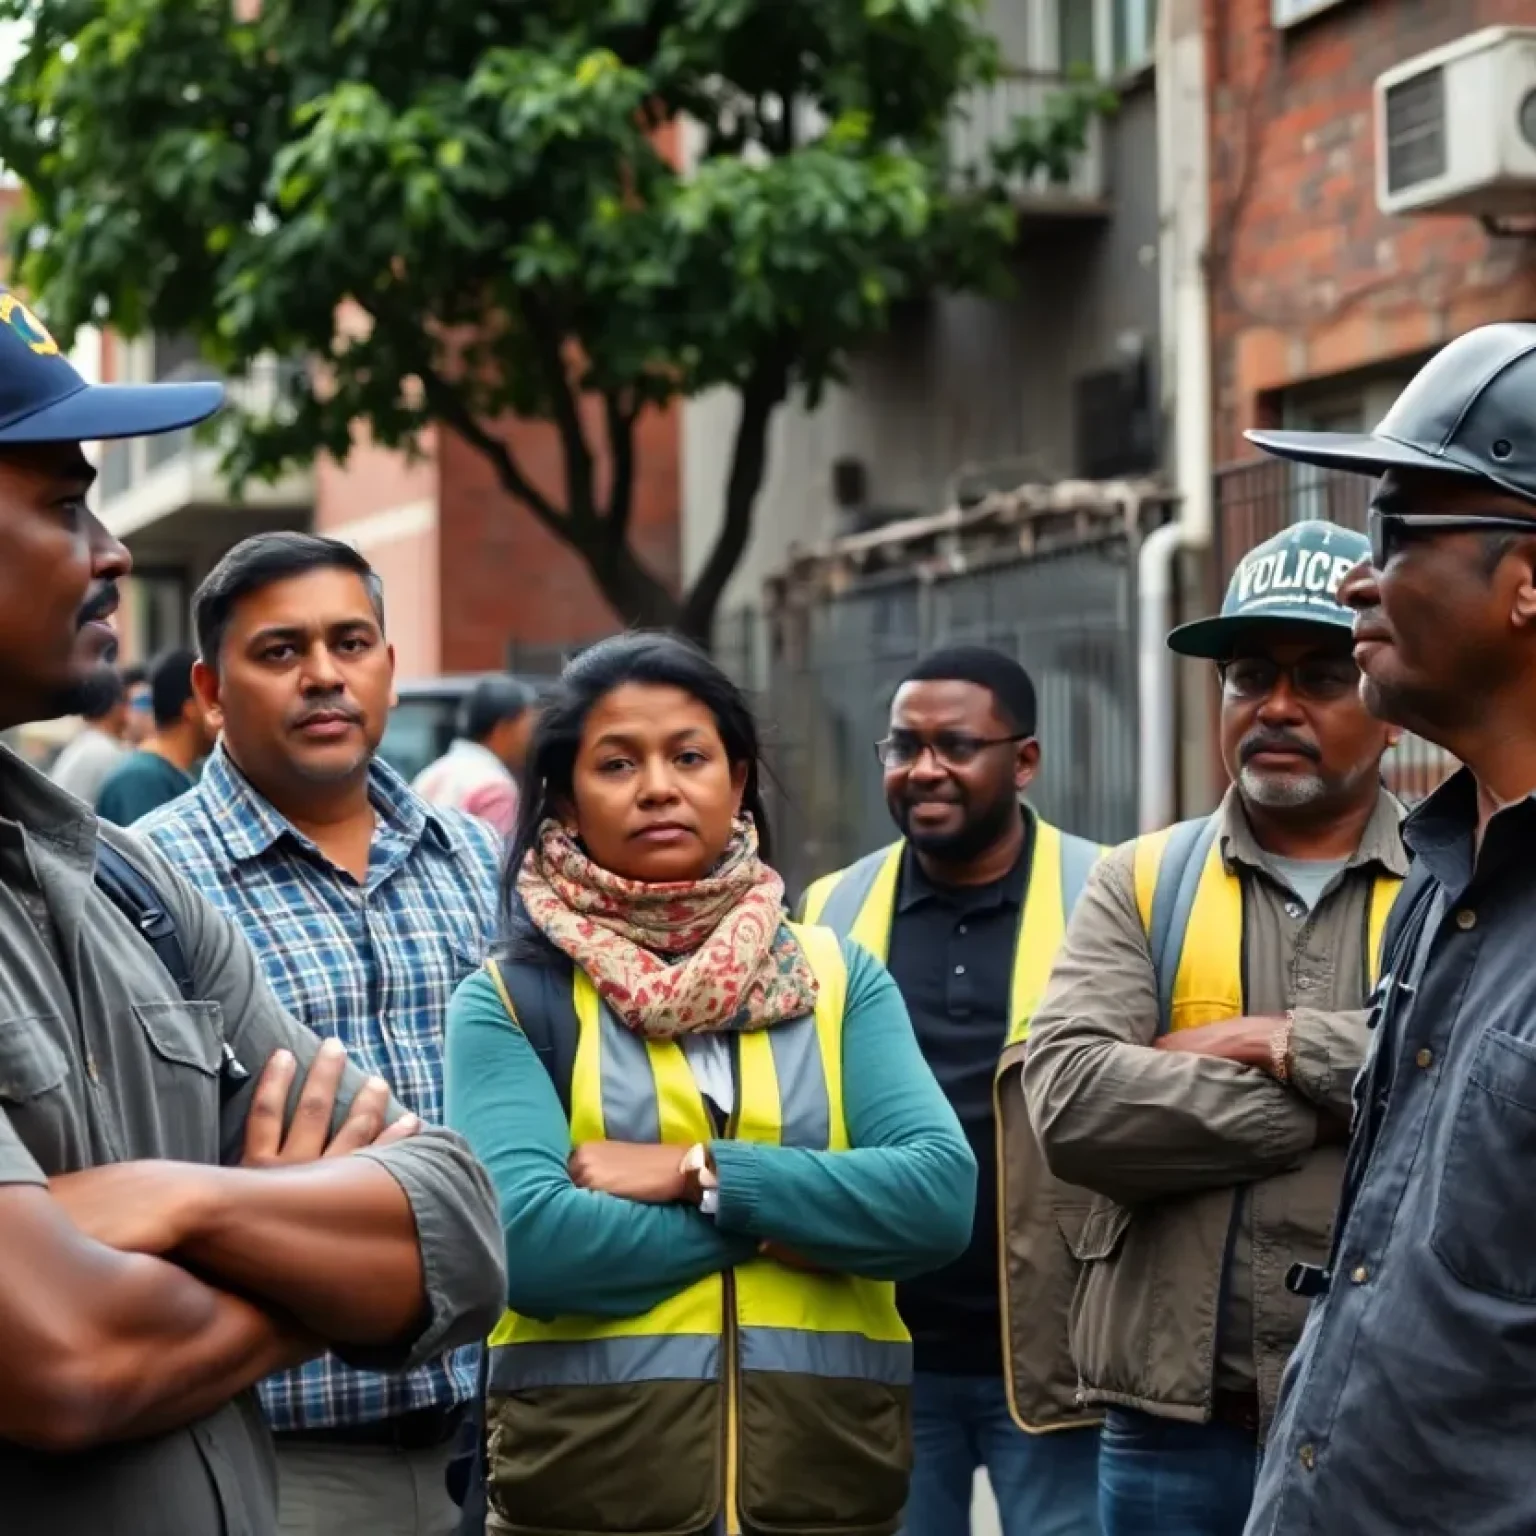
[435,402,680,674]
[1208,0,1536,464]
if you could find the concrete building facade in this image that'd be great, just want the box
[684,0,1167,616]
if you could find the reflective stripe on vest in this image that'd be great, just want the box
[1132,814,1404,1035]
[486,921,910,1393]
[800,817,1106,1046]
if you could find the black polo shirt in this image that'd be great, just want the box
[884,828,1028,1376]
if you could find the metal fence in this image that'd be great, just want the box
[721,533,1140,899]
[1214,457,1455,805]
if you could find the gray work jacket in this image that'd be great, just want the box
[0,746,506,1536]
[1250,769,1536,1535]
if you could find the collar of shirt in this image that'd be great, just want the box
[0,743,99,869]
[445,738,513,777]
[1216,782,1410,881]
[196,741,456,875]
[1403,764,1536,898]
[896,805,1033,914]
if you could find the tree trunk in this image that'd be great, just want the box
[678,355,790,650]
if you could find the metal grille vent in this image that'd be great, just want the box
[1384,66,1448,193]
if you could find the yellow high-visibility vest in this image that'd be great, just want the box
[800,814,1106,1048]
[801,813,1107,1438]
[1132,813,1402,1033]
[482,922,911,1536]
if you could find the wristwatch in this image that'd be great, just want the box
[679,1142,720,1217]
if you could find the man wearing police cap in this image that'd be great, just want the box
[1242,325,1536,1533]
[1024,519,1406,1536]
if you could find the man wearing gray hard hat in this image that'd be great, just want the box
[1243,323,1536,1534]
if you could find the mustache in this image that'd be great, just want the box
[76,583,119,627]
[290,697,363,728]
[1240,731,1320,764]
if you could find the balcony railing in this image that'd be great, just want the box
[96,356,310,513]
[948,69,1107,208]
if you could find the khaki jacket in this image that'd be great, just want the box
[1019,789,1407,1436]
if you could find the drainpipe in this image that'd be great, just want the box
[1140,0,1213,831]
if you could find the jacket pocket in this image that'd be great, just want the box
[1431,1028,1536,1300]
[131,1001,223,1161]
[1066,1198,1133,1264]
[0,1015,70,1103]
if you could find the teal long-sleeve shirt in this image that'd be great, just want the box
[444,937,977,1320]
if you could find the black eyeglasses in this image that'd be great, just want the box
[1217,656,1360,703]
[1369,509,1536,568]
[874,730,1032,769]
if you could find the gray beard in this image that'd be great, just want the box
[1237,762,1329,808]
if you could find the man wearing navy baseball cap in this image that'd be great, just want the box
[0,291,506,1536]
[1242,326,1536,1536]
[1024,517,1407,1536]
[0,288,224,722]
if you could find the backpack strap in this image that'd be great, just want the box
[94,839,248,1101]
[94,840,196,1002]
[483,955,579,1117]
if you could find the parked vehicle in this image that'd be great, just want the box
[378,673,552,785]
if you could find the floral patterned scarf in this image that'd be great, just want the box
[516,816,819,1038]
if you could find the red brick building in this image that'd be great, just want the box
[98,343,680,679]
[1209,0,1536,488]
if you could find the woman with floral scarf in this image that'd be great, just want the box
[445,633,975,1536]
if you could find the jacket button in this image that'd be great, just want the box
[1350,1265,1369,1285]
[1299,1444,1316,1471]
[1456,909,1477,931]
[1415,1048,1434,1069]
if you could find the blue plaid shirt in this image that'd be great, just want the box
[138,744,503,1431]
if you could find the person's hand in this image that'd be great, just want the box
[241,1039,420,1168]
[568,1141,689,1203]
[1152,1016,1285,1073]
[50,1162,208,1256]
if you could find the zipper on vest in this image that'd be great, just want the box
[723,1266,741,1536]
[991,1063,1024,1430]
[722,1078,742,1536]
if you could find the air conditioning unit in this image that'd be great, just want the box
[1375,27,1536,218]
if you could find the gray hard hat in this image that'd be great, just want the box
[1246,322,1536,508]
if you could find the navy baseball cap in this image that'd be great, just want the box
[1167,519,1370,660]
[0,288,223,443]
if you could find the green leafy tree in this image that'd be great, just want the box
[0,0,1102,643]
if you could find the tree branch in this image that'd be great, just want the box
[679,350,790,644]
[518,291,598,532]
[416,364,567,540]
[604,389,638,539]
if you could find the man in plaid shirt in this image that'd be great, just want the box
[140,531,502,1536]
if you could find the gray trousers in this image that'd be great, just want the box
[277,1439,461,1536]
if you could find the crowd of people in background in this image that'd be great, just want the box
[7,301,1536,1536]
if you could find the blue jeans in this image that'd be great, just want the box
[901,1372,1101,1536]
[1098,1409,1257,1536]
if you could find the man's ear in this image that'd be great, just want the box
[1014,737,1041,794]
[1512,547,1536,632]
[190,659,223,734]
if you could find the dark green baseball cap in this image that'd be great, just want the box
[1167,519,1370,661]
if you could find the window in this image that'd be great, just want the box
[1280,375,1412,526]
[1050,0,1158,78]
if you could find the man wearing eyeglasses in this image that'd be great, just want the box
[1233,325,1536,1535]
[1022,520,1406,1536]
[800,646,1106,1536]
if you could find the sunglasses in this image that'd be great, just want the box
[1369,509,1536,568]
[1218,656,1360,704]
